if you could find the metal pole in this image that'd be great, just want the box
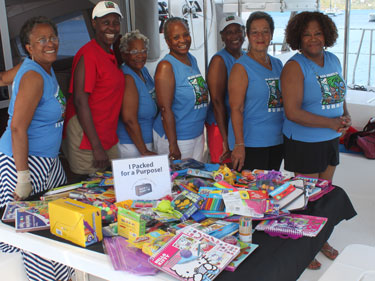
[368,30,373,86]
[351,30,365,85]
[168,0,171,18]
[238,0,242,17]
[203,0,208,74]
[343,0,351,82]
[129,0,135,31]
[0,0,13,100]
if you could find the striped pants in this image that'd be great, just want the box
[0,153,74,281]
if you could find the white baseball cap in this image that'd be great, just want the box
[92,1,123,19]
[219,15,244,32]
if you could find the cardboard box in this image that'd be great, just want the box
[117,207,145,240]
[49,198,102,247]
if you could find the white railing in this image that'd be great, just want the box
[269,27,375,90]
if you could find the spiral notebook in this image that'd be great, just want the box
[255,214,328,239]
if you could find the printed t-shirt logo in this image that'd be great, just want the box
[265,78,283,112]
[149,87,156,101]
[317,72,345,109]
[54,86,66,127]
[188,74,209,109]
[105,1,115,8]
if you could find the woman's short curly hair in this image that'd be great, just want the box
[20,16,58,55]
[285,11,338,50]
[163,17,190,41]
[119,29,149,53]
[246,11,275,36]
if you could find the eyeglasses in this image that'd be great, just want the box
[35,36,59,46]
[125,49,147,55]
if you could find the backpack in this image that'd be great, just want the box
[344,118,375,159]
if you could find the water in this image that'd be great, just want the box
[267,9,375,87]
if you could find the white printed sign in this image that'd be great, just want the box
[112,155,171,201]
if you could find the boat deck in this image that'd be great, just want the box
[298,152,375,281]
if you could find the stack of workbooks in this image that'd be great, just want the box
[2,201,50,232]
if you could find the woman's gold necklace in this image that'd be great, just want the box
[250,52,271,68]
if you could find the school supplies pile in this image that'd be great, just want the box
[2,156,337,280]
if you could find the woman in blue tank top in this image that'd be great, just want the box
[281,11,351,270]
[206,15,245,164]
[228,12,284,171]
[117,30,157,158]
[0,17,73,281]
[153,17,208,161]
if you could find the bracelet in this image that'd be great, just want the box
[234,143,245,147]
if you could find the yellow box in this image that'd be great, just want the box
[49,198,102,247]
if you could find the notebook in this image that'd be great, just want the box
[149,226,240,281]
[269,180,307,211]
[225,241,258,272]
[255,214,328,239]
[15,208,50,232]
[2,201,49,222]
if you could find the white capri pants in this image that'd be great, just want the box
[153,130,205,162]
[118,143,154,158]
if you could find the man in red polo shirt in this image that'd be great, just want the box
[63,1,125,175]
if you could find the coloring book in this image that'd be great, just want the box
[149,226,240,281]
[225,241,258,272]
[15,208,50,232]
[2,201,49,223]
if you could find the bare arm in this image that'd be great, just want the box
[73,56,109,169]
[121,74,156,156]
[228,64,248,171]
[11,71,43,199]
[155,61,180,159]
[207,55,230,162]
[338,100,351,133]
[281,61,346,131]
[0,63,22,86]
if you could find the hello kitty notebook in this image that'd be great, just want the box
[149,226,240,281]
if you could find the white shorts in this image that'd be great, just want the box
[117,143,154,158]
[153,130,205,162]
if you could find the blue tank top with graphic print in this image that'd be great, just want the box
[282,51,345,142]
[0,58,65,158]
[153,53,208,140]
[228,54,284,149]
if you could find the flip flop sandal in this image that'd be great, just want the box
[307,258,321,270]
[321,243,339,260]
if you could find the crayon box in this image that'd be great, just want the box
[117,207,146,240]
[48,198,102,247]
